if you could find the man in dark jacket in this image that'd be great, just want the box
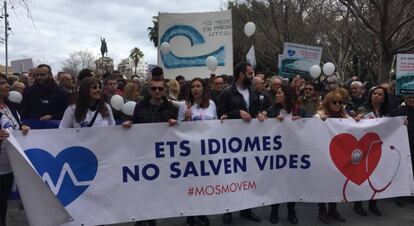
[21,64,69,120]
[131,77,178,124]
[122,77,177,226]
[218,62,267,121]
[346,81,367,116]
[390,95,414,207]
[217,62,262,224]
[210,75,225,104]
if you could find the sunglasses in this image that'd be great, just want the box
[150,86,165,92]
[331,100,343,105]
[304,88,314,91]
[37,73,49,77]
[91,84,102,90]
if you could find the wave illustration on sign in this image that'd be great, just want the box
[160,25,225,69]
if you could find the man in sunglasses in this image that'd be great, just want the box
[390,95,414,206]
[21,64,69,120]
[122,78,177,226]
[123,77,177,126]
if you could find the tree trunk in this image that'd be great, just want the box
[378,51,393,83]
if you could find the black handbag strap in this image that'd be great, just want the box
[87,105,100,127]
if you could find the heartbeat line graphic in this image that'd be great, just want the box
[40,163,92,195]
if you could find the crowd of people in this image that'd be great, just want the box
[0,61,413,226]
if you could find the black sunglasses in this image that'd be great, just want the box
[331,101,343,105]
[150,86,165,92]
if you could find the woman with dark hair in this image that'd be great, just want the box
[0,74,30,226]
[59,77,115,128]
[258,84,299,224]
[314,91,348,224]
[178,78,217,122]
[177,78,215,226]
[352,86,389,216]
[263,84,299,120]
[358,86,389,119]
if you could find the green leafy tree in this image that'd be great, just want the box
[147,16,159,47]
[129,47,144,74]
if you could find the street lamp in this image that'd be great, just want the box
[3,1,10,76]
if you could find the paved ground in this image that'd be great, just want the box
[6,198,414,226]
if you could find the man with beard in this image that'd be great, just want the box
[217,62,262,224]
[21,64,69,120]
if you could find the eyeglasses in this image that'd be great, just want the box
[150,86,165,92]
[331,101,343,105]
[304,88,314,91]
[91,84,102,90]
[37,73,48,77]
[0,80,7,85]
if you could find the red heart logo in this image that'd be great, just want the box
[329,133,382,185]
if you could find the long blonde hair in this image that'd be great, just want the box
[317,91,348,118]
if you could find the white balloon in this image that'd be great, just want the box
[206,56,218,72]
[122,101,136,116]
[8,91,23,103]
[244,22,256,37]
[309,65,322,79]
[323,62,336,76]
[160,42,171,55]
[110,95,124,111]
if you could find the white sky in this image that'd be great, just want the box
[0,0,225,74]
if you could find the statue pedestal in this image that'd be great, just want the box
[95,57,114,75]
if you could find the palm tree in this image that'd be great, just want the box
[147,16,158,47]
[129,47,144,75]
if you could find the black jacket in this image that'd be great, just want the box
[132,96,178,124]
[217,84,269,119]
[21,83,69,120]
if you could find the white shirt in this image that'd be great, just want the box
[178,100,217,121]
[59,104,115,128]
[236,86,250,109]
[0,105,19,175]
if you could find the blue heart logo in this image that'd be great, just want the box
[287,50,296,57]
[25,146,98,206]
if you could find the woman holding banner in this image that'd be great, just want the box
[59,77,115,128]
[352,86,389,216]
[257,84,299,224]
[0,74,30,226]
[178,77,214,226]
[178,77,217,122]
[314,91,348,224]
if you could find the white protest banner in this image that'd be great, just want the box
[278,54,283,70]
[396,54,414,95]
[280,42,322,78]
[158,10,233,79]
[9,117,414,226]
[246,45,256,68]
[6,136,71,226]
